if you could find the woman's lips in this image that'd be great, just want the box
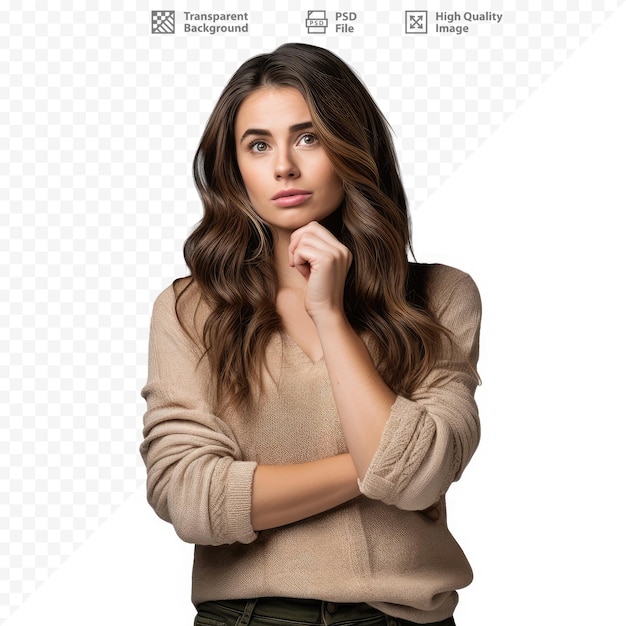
[271,190,312,207]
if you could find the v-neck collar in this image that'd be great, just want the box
[279,330,325,365]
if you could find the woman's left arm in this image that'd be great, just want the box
[290,222,481,511]
[310,311,397,479]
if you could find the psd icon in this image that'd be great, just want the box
[405,11,427,34]
[305,10,329,34]
[152,10,175,34]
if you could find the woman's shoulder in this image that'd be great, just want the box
[150,276,208,346]
[408,261,477,290]
[407,262,481,320]
[151,275,195,312]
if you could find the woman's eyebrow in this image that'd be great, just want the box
[239,121,314,143]
[289,121,314,133]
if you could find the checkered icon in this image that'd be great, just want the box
[152,10,175,34]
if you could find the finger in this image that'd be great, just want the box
[291,242,333,276]
[291,240,349,277]
[292,232,352,270]
[289,221,346,262]
[289,225,314,265]
[290,220,342,250]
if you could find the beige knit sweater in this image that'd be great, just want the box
[140,263,481,623]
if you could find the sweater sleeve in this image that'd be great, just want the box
[139,285,258,546]
[358,269,481,511]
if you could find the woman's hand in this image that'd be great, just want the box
[288,221,353,322]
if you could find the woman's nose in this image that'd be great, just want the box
[274,151,300,179]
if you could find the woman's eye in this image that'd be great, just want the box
[299,133,318,146]
[250,140,269,153]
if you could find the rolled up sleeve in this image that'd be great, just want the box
[139,285,258,546]
[358,270,481,511]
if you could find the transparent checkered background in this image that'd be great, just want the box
[1,0,624,621]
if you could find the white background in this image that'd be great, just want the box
[2,2,625,624]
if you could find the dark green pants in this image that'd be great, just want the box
[194,597,456,626]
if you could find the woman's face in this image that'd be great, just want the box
[235,87,345,235]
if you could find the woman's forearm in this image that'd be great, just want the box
[313,310,397,480]
[250,452,360,531]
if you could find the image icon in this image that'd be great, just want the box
[405,10,427,34]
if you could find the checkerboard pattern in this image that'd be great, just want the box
[1,0,624,620]
[151,10,175,34]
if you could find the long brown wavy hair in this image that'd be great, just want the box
[176,42,447,411]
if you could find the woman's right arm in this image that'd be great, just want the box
[140,285,359,546]
[251,454,359,531]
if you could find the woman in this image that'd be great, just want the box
[140,43,481,626]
